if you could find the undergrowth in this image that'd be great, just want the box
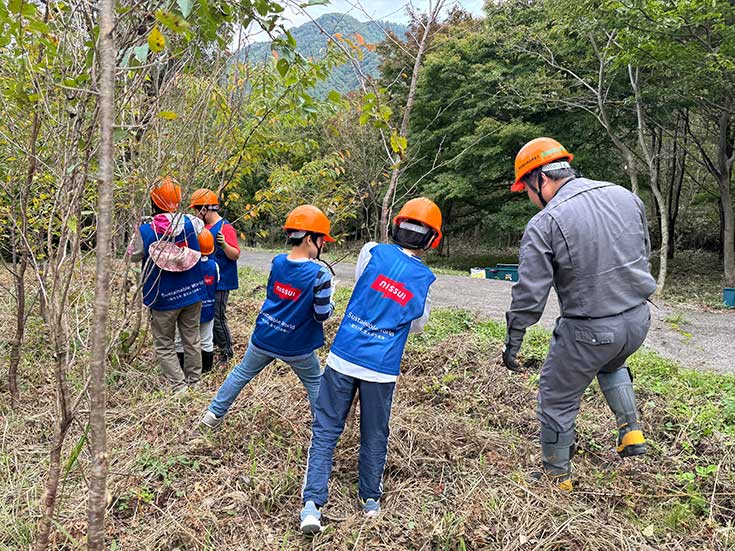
[1,267,734,550]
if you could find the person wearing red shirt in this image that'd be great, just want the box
[190,189,241,366]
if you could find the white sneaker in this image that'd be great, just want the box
[299,501,322,534]
[361,498,380,518]
[200,410,223,429]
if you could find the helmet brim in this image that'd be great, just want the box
[511,180,526,192]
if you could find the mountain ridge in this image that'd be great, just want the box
[233,13,409,96]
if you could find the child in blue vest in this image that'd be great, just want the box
[201,205,336,429]
[299,198,443,534]
[128,178,206,392]
[175,228,220,374]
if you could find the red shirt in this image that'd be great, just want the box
[206,220,240,252]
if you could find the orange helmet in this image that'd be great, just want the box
[512,137,573,192]
[189,188,219,209]
[150,176,182,212]
[393,197,443,249]
[197,228,215,255]
[283,205,335,242]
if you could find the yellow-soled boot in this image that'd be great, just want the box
[598,368,648,459]
[616,428,646,458]
[527,470,574,491]
[532,425,576,491]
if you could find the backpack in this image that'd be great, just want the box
[147,216,201,272]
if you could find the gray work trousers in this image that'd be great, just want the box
[538,302,651,432]
[150,302,202,391]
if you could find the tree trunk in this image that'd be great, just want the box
[626,162,639,197]
[716,110,735,287]
[8,245,26,406]
[686,109,733,271]
[719,180,735,287]
[34,418,73,551]
[666,111,686,259]
[34,357,72,551]
[87,0,116,546]
[380,1,444,241]
[628,64,667,294]
[9,77,44,405]
[651,179,669,294]
[719,200,726,261]
[380,169,401,242]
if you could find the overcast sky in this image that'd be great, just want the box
[240,0,486,44]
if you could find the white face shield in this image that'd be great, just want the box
[392,219,434,250]
[398,220,430,234]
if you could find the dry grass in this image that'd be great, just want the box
[1,268,734,550]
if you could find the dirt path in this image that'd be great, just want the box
[239,249,735,374]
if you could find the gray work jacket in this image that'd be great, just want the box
[506,178,657,336]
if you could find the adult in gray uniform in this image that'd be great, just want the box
[502,137,657,489]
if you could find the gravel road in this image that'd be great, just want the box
[239,249,735,374]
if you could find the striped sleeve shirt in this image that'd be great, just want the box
[313,267,335,323]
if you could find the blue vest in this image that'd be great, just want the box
[200,258,218,322]
[209,219,239,291]
[251,255,325,356]
[140,217,205,310]
[331,244,435,376]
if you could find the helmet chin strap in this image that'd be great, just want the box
[309,234,336,276]
[422,231,438,251]
[527,173,548,208]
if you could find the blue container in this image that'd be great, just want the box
[724,288,735,308]
[485,265,519,282]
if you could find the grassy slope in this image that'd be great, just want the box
[2,266,735,550]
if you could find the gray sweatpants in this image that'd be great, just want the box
[150,302,202,391]
[538,302,651,432]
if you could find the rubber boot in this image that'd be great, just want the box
[201,350,214,375]
[177,352,185,370]
[536,426,576,491]
[598,367,646,458]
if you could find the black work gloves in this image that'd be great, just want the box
[216,232,226,248]
[502,327,525,372]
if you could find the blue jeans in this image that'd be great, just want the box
[302,366,395,507]
[208,341,322,417]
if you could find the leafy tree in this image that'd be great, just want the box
[397,6,623,251]
[609,0,735,286]
[0,0,344,546]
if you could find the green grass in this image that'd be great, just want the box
[238,263,735,449]
[5,269,735,550]
[231,267,735,443]
[416,308,735,443]
[417,309,735,541]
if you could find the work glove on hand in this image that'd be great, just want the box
[216,232,226,248]
[502,328,525,372]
